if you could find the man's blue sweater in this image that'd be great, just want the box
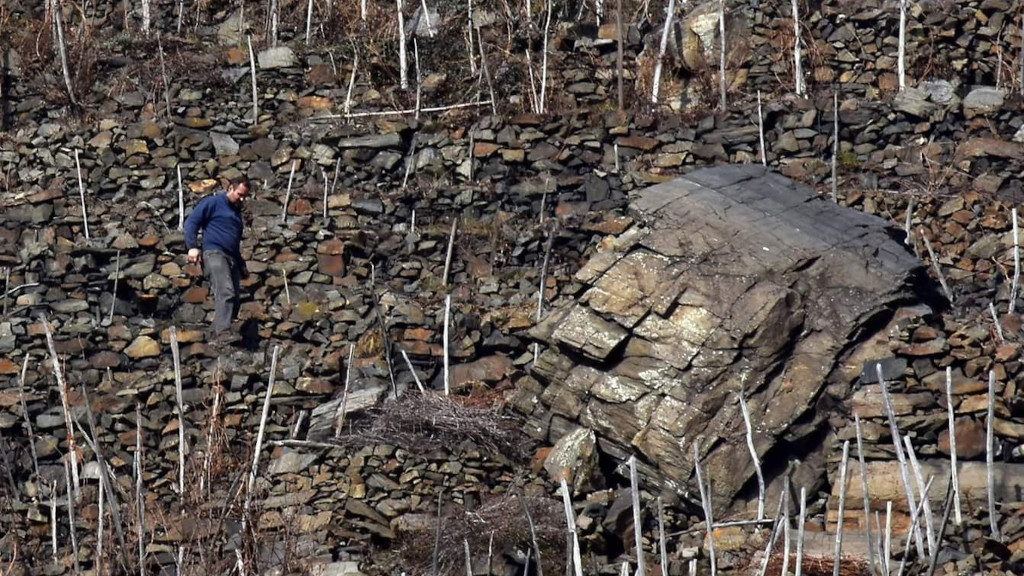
[184,193,244,262]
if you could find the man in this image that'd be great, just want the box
[184,176,251,344]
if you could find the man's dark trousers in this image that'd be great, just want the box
[204,250,240,335]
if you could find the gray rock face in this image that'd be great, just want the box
[963,87,1004,118]
[258,47,297,70]
[522,165,926,511]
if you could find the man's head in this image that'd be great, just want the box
[226,176,251,204]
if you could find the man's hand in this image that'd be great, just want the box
[187,248,201,265]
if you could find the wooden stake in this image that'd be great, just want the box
[657,497,667,576]
[305,0,314,44]
[718,0,726,110]
[51,481,58,561]
[80,372,127,558]
[756,484,788,576]
[944,367,962,525]
[903,436,935,556]
[853,415,875,576]
[75,150,90,240]
[526,48,540,113]
[414,38,422,120]
[41,315,80,497]
[64,457,81,575]
[157,35,172,119]
[467,0,476,73]
[987,369,1001,540]
[468,133,475,181]
[990,302,1005,342]
[920,229,953,303]
[1010,208,1020,314]
[282,269,291,306]
[443,218,457,286]
[142,0,151,35]
[540,0,553,113]
[97,459,104,576]
[693,443,716,576]
[795,487,806,576]
[170,327,186,503]
[477,29,497,115]
[520,492,545,576]
[432,491,444,576]
[832,440,850,576]
[898,0,906,91]
[335,343,355,435]
[629,457,647,576]
[883,501,892,574]
[560,478,577,576]
[757,90,766,166]
[651,0,676,104]
[486,531,494,576]
[243,345,279,531]
[895,476,935,576]
[463,539,473,576]
[281,159,297,223]
[739,395,766,521]
[791,0,803,95]
[904,197,913,247]
[177,165,185,231]
[135,403,145,576]
[615,0,623,111]
[247,35,258,124]
[877,362,925,558]
[401,349,426,392]
[108,250,120,325]
[397,0,408,89]
[831,91,839,202]
[443,294,451,395]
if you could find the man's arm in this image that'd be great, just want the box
[183,196,213,263]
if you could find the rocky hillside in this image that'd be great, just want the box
[2,0,1024,575]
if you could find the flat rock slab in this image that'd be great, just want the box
[521,165,927,511]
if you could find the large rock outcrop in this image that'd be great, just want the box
[520,165,932,511]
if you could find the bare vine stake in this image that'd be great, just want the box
[322,168,329,219]
[282,159,297,222]
[305,0,314,44]
[792,0,803,94]
[397,0,408,89]
[997,27,1004,90]
[614,143,620,171]
[477,29,497,115]
[616,0,624,110]
[756,485,787,576]
[270,0,279,46]
[620,562,629,576]
[17,356,41,480]
[142,0,151,35]
[571,532,584,576]
[177,0,184,33]
[344,53,359,115]
[81,373,126,556]
[944,367,962,525]
[1010,208,1019,314]
[53,2,78,105]
[2,267,8,316]
[135,402,145,576]
[831,91,839,202]
[904,198,913,246]
[795,487,806,576]
[833,440,850,576]
[519,494,544,576]
[414,38,422,120]
[903,435,935,555]
[486,531,494,576]
[239,0,245,36]
[526,48,540,112]
[50,481,58,561]
[920,230,952,303]
[108,250,120,324]
[658,497,668,576]
[883,501,892,574]
[443,294,452,395]
[781,479,791,576]
[42,315,80,496]
[898,0,906,91]
[718,0,726,110]
[64,458,81,575]
[559,478,577,576]
[335,343,355,434]
[877,362,925,558]
[895,477,936,576]
[243,345,279,531]
[540,0,553,113]
[853,415,875,575]
[469,133,475,181]
[75,150,90,240]
[739,395,766,520]
[990,302,1005,342]
[97,463,104,575]
[693,443,717,576]
[282,269,291,306]
[177,165,185,230]
[247,35,258,124]
[534,231,553,366]
[157,35,172,119]
[463,539,473,576]
[468,0,476,73]
[651,0,676,103]
[401,350,425,393]
[987,369,1000,539]
[757,90,766,166]
[361,0,367,23]
[443,218,458,286]
[629,457,647,576]
[170,327,185,501]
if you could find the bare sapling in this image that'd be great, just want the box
[534,230,553,365]
[651,0,676,104]
[519,492,545,576]
[792,0,804,95]
[42,315,81,496]
[898,0,906,91]
[540,0,553,113]
[693,443,717,576]
[629,457,647,576]
[876,362,925,558]
[718,0,726,110]
[996,27,1004,90]
[832,440,850,576]
[443,218,458,286]
[757,90,766,166]
[477,29,497,115]
[443,294,452,395]
[738,395,766,520]
[335,344,355,435]
[853,415,875,575]
[925,474,956,576]
[1010,208,1020,314]
[53,1,78,105]
[944,367,962,525]
[157,35,172,118]
[75,150,90,240]
[795,486,806,576]
[987,369,1000,540]
[177,165,185,230]
[345,53,359,115]
[398,0,409,89]
[920,229,953,303]
[243,345,279,531]
[247,35,258,124]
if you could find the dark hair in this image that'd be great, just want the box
[229,175,251,189]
